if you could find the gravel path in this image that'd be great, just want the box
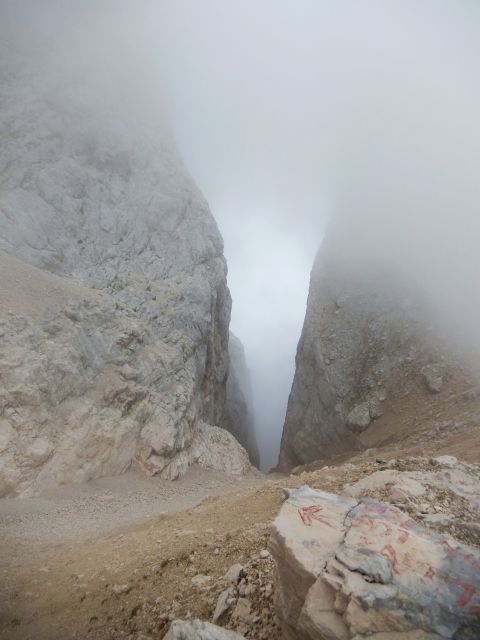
[0,465,263,567]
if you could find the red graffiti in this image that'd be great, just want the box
[438,539,455,555]
[351,515,375,530]
[424,566,435,580]
[298,505,333,528]
[456,582,477,608]
[397,529,409,544]
[380,544,400,575]
[402,551,413,570]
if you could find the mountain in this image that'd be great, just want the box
[0,49,253,496]
[225,334,260,467]
[279,222,480,471]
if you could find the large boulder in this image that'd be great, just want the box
[270,486,480,639]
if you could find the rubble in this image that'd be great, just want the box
[164,619,246,639]
[270,485,480,639]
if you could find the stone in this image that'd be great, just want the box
[164,619,246,639]
[422,366,444,393]
[231,597,253,624]
[191,575,212,589]
[270,485,480,640]
[345,402,372,433]
[212,587,235,623]
[112,584,132,595]
[259,549,270,559]
[345,469,426,500]
[225,563,244,585]
[269,486,357,640]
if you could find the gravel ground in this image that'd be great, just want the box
[0,465,263,567]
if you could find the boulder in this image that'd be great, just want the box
[270,486,480,639]
[422,366,444,394]
[346,402,372,433]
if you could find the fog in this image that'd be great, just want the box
[2,1,480,469]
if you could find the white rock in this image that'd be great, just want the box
[165,619,245,639]
[191,575,212,589]
[224,563,244,585]
[212,587,235,624]
[271,485,480,640]
[0,49,255,496]
[345,402,372,433]
[112,584,131,595]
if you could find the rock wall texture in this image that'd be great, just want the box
[270,485,480,640]
[224,334,260,467]
[0,52,252,496]
[278,222,478,471]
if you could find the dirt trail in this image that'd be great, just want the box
[0,466,264,567]
[1,425,480,640]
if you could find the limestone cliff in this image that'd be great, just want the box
[0,52,252,496]
[225,334,260,467]
[279,222,479,471]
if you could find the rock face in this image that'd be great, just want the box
[0,51,252,496]
[224,334,260,467]
[278,222,477,471]
[270,485,480,640]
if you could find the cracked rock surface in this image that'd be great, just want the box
[279,222,480,471]
[225,334,260,467]
[270,486,480,639]
[0,47,253,496]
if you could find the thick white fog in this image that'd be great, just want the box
[2,0,480,469]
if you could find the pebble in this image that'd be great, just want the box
[112,584,132,595]
[212,587,234,623]
[190,574,212,588]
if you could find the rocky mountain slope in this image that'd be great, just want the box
[279,223,480,471]
[225,335,260,467]
[0,51,255,496]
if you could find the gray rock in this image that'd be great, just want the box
[0,48,254,496]
[346,402,372,433]
[224,563,244,585]
[112,584,132,595]
[224,334,260,467]
[165,619,245,639]
[270,485,480,640]
[422,366,444,393]
[191,575,212,589]
[212,587,235,623]
[278,220,474,470]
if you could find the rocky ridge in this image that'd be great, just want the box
[225,335,260,467]
[279,224,480,471]
[0,50,255,495]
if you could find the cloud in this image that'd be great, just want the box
[3,0,479,467]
